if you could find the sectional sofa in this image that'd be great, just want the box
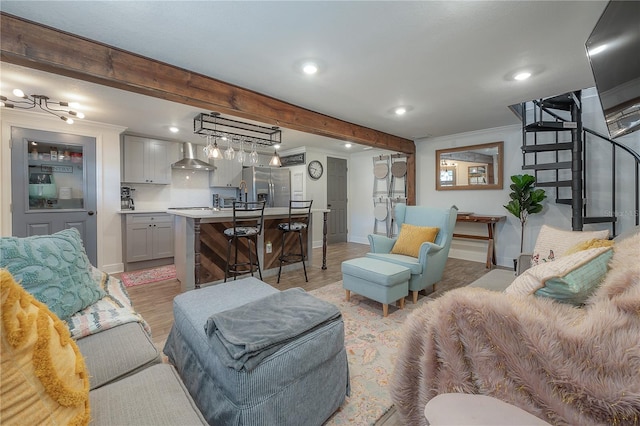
[0,229,207,425]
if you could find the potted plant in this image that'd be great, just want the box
[504,174,547,253]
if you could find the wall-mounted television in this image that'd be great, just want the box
[585,0,640,139]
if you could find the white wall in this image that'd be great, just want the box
[349,148,395,244]
[580,89,640,233]
[279,146,353,248]
[3,90,637,273]
[416,124,538,266]
[305,149,331,248]
[348,89,640,268]
[349,126,591,266]
[1,109,126,273]
[268,147,322,248]
[131,170,213,210]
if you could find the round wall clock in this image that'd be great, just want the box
[307,160,324,180]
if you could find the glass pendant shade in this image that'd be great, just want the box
[203,135,212,157]
[269,149,281,167]
[236,140,246,163]
[204,135,222,159]
[249,142,259,165]
[210,141,222,159]
[223,137,235,160]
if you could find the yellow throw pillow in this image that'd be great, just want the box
[391,224,440,258]
[1,269,90,426]
[564,238,614,256]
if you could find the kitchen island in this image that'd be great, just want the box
[168,208,329,291]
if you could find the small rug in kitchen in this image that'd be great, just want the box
[121,265,176,288]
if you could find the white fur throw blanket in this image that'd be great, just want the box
[391,233,640,425]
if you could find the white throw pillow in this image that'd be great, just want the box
[530,225,609,267]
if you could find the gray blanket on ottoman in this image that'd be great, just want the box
[205,287,341,371]
[164,278,349,425]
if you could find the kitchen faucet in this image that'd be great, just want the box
[239,180,248,202]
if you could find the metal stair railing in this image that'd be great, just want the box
[524,93,582,226]
[522,91,640,236]
[582,127,640,235]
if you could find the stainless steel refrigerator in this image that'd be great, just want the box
[242,166,291,207]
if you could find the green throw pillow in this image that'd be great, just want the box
[0,228,105,320]
[534,249,613,305]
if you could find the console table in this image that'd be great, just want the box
[454,213,506,269]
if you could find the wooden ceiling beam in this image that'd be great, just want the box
[1,13,416,205]
[0,13,415,155]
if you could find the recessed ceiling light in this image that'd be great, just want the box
[273,144,281,149]
[389,105,414,116]
[589,44,608,56]
[345,143,352,148]
[169,126,179,133]
[514,72,532,81]
[302,63,318,75]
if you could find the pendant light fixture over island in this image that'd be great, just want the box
[194,112,283,166]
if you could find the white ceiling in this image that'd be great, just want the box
[0,1,608,153]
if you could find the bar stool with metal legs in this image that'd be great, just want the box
[224,201,266,282]
[277,200,313,283]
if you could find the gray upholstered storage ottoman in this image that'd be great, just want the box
[342,257,411,317]
[163,277,349,426]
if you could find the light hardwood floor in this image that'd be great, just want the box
[123,241,494,348]
[122,241,371,348]
[120,242,494,426]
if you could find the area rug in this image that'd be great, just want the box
[310,281,429,425]
[121,265,176,288]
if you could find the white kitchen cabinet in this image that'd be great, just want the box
[209,158,243,187]
[257,153,275,168]
[124,214,174,262]
[122,135,179,184]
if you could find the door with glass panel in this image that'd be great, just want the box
[10,127,98,265]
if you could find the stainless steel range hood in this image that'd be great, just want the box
[172,143,214,171]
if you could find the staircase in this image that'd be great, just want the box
[518,90,640,236]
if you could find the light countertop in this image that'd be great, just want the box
[166,207,329,219]
[117,209,170,214]
[119,208,330,217]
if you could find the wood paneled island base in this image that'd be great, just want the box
[169,208,329,291]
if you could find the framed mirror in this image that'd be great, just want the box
[435,141,503,190]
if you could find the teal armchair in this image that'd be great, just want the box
[367,204,458,303]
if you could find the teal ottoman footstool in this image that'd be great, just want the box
[341,257,411,317]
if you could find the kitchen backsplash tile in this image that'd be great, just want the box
[126,169,215,209]
[171,169,209,189]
